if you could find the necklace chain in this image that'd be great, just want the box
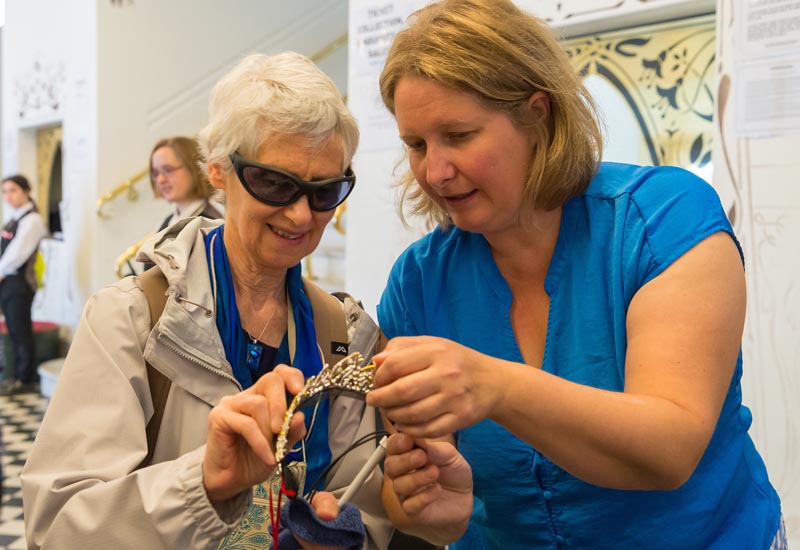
[248,304,279,344]
[245,288,281,344]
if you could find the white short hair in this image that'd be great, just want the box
[198,51,358,172]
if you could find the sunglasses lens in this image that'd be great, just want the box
[237,157,353,211]
[241,165,299,205]
[311,180,352,211]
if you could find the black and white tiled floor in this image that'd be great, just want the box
[0,390,48,549]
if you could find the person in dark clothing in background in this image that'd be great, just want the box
[0,174,48,395]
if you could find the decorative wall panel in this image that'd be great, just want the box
[563,15,715,182]
[14,55,65,127]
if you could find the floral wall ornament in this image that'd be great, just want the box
[563,15,715,173]
[14,56,66,123]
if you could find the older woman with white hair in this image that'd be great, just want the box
[21,52,392,550]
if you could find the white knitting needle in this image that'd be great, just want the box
[339,435,388,505]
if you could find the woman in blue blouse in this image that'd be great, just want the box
[366,0,785,548]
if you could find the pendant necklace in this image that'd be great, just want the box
[245,302,280,371]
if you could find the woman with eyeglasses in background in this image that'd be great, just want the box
[22,52,392,550]
[149,135,223,232]
[140,136,224,271]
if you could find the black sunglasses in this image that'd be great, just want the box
[229,152,355,212]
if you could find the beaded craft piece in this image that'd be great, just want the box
[275,352,376,468]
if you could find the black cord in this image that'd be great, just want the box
[300,429,390,502]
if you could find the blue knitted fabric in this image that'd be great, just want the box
[276,497,365,549]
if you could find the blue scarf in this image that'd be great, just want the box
[204,225,332,490]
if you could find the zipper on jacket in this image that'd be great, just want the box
[155,329,242,391]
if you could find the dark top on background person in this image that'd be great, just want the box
[0,174,48,394]
[365,0,784,548]
[22,52,391,550]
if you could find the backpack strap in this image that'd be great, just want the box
[139,266,170,467]
[302,277,351,367]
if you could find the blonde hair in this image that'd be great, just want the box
[380,0,602,227]
[149,136,215,200]
[198,52,359,173]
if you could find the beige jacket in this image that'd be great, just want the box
[21,217,391,549]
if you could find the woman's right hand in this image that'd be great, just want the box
[383,433,473,544]
[202,365,307,503]
[368,336,501,439]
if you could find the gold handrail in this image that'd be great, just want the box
[97,167,150,218]
[114,232,154,278]
[333,201,346,235]
[310,34,348,65]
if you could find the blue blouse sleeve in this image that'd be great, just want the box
[627,166,743,287]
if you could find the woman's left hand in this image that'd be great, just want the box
[367,336,499,438]
[202,365,307,503]
[382,433,473,544]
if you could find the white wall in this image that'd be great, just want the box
[2,0,349,329]
[346,0,431,315]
